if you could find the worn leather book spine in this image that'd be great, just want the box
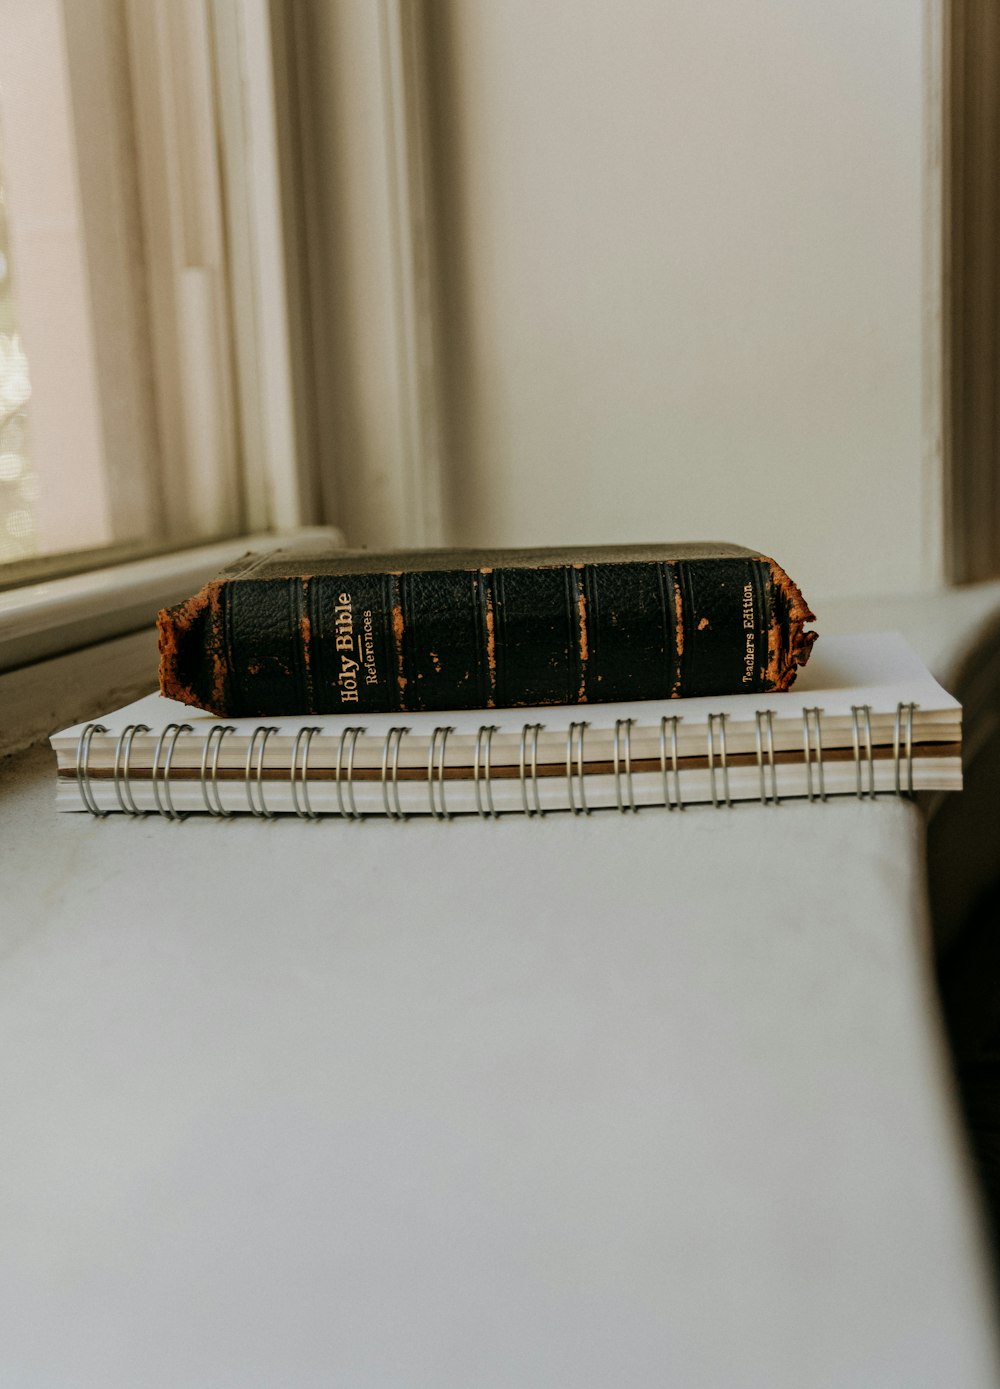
[158,545,816,716]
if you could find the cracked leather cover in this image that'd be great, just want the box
[158,543,816,716]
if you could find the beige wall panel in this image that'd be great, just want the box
[427,0,933,600]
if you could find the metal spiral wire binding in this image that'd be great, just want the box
[754,710,778,806]
[427,726,454,820]
[706,713,731,808]
[850,705,876,799]
[613,718,637,813]
[566,721,590,815]
[659,715,683,810]
[151,722,193,820]
[75,723,108,817]
[519,723,545,817]
[894,702,917,798]
[290,726,323,820]
[381,727,409,820]
[335,726,365,820]
[801,708,826,802]
[244,725,279,819]
[473,725,499,818]
[113,723,150,816]
[199,724,236,818]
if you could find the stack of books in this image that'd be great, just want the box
[50,544,961,819]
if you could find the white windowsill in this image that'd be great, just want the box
[0,526,344,758]
[0,526,343,672]
[2,737,998,1382]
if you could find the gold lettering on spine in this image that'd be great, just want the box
[742,581,755,684]
[334,590,359,703]
[361,609,378,685]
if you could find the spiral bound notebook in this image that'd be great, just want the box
[51,633,961,819]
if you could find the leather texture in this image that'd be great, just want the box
[200,551,776,716]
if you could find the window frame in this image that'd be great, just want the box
[0,0,315,584]
[0,0,159,559]
[0,525,344,757]
[0,0,328,748]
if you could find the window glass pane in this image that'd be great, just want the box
[0,109,37,565]
[0,0,251,586]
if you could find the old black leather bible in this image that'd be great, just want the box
[158,543,816,717]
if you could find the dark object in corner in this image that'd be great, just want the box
[939,880,1000,1266]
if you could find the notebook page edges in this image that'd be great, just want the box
[50,633,957,750]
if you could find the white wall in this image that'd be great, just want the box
[299,0,940,604]
[426,0,937,601]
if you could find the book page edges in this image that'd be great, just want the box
[157,582,229,716]
[765,557,818,691]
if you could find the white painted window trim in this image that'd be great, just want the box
[0,526,343,674]
[0,525,344,756]
[125,0,244,542]
[210,0,318,535]
[923,0,946,590]
[0,627,161,761]
[378,0,449,548]
[287,0,448,550]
